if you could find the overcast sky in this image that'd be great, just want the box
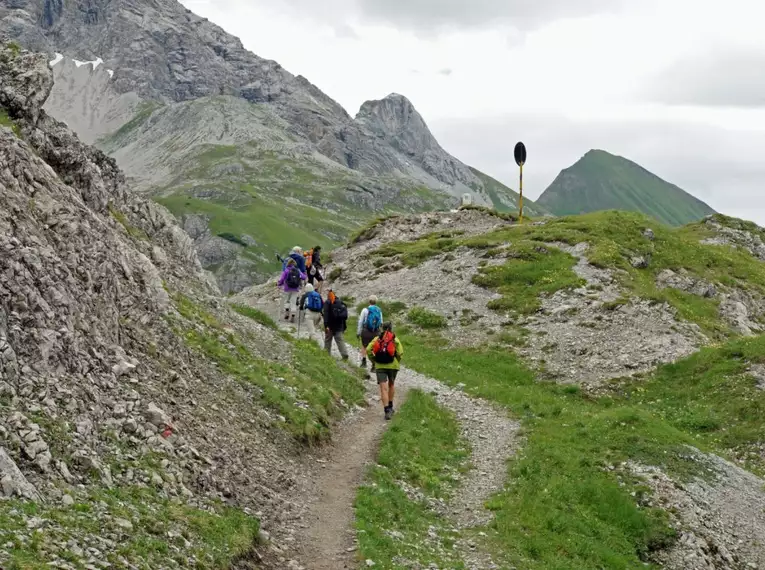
[182,0,765,223]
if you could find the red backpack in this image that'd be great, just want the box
[372,331,397,364]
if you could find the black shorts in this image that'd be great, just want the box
[360,329,377,348]
[308,268,323,283]
[375,369,398,384]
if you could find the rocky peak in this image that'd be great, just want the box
[356,93,477,189]
[356,93,439,155]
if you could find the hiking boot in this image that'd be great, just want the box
[360,357,367,369]
[290,314,296,323]
[370,364,376,373]
[384,408,393,421]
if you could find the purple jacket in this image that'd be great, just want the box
[278,266,307,292]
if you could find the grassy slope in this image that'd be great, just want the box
[537,150,716,226]
[99,101,458,285]
[469,167,549,217]
[370,210,765,338]
[172,294,365,443]
[367,300,765,569]
[355,390,470,569]
[0,487,259,569]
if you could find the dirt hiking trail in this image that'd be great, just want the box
[245,299,520,570]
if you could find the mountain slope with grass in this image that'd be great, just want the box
[294,207,765,569]
[537,149,716,226]
[0,45,367,569]
[1,0,537,291]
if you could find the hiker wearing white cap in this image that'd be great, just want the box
[357,295,383,371]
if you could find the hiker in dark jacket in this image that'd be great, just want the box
[323,290,349,360]
[288,246,307,274]
[307,245,324,293]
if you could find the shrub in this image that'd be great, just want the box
[218,232,248,247]
[407,306,447,329]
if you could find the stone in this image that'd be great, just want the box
[62,494,75,506]
[0,447,40,501]
[112,361,136,378]
[143,403,168,428]
[643,228,655,241]
[630,256,649,269]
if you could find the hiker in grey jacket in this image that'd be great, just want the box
[357,296,383,370]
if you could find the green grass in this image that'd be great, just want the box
[231,304,279,330]
[0,486,258,569]
[108,203,149,241]
[407,306,448,329]
[618,334,765,475]
[0,108,21,137]
[388,325,765,568]
[372,210,765,334]
[173,294,364,443]
[392,328,709,569]
[355,390,470,569]
[536,149,715,226]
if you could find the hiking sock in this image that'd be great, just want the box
[360,357,367,368]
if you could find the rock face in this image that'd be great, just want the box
[0,45,347,567]
[0,0,533,206]
[45,55,141,143]
[356,93,476,190]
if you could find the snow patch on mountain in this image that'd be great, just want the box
[49,52,63,67]
[73,57,104,70]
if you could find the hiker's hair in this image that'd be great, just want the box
[382,322,392,332]
[314,245,321,251]
[369,295,377,305]
[286,258,296,266]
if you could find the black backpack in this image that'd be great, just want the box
[331,300,348,321]
[286,266,301,288]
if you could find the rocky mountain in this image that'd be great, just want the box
[537,149,716,226]
[0,45,368,568]
[0,0,543,292]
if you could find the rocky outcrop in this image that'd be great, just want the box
[44,55,141,143]
[0,45,335,566]
[356,93,477,190]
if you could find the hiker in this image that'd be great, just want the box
[367,322,403,420]
[357,295,383,371]
[288,246,307,274]
[299,283,324,341]
[306,245,324,293]
[323,289,349,360]
[277,258,306,322]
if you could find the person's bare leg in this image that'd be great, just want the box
[389,382,395,407]
[379,381,389,409]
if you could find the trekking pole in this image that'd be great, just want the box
[297,309,302,338]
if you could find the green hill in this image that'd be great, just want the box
[537,149,715,226]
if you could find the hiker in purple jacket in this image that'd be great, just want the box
[278,258,307,323]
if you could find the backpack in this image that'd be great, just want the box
[365,305,382,332]
[331,300,348,321]
[286,265,301,288]
[372,331,397,364]
[306,291,323,312]
[305,249,313,269]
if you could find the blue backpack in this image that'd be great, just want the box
[365,305,382,332]
[306,291,323,312]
